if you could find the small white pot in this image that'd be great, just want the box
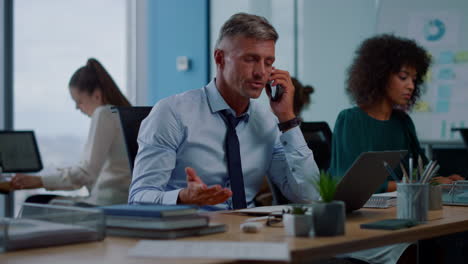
[283,213,313,237]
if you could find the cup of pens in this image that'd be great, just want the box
[397,183,429,222]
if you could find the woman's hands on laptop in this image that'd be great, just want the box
[10,174,43,189]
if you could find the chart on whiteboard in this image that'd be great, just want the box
[407,11,468,142]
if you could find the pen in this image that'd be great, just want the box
[424,161,438,183]
[400,163,409,183]
[409,154,413,183]
[418,155,423,182]
[383,161,400,183]
[421,160,434,183]
[426,164,441,183]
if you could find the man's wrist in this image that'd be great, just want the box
[278,117,301,132]
[177,189,186,204]
[277,113,296,123]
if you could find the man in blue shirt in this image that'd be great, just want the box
[128,13,319,209]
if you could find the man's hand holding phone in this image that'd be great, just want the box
[178,167,232,206]
[266,67,296,123]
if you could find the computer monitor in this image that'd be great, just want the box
[0,131,43,173]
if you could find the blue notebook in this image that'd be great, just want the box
[100,204,198,218]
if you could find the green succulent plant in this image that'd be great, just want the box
[284,205,309,215]
[312,171,339,203]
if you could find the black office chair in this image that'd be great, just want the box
[300,121,333,172]
[112,106,152,172]
[452,128,468,148]
[267,121,333,205]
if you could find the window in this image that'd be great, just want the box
[13,0,127,216]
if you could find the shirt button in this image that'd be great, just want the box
[283,141,288,145]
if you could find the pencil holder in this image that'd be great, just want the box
[397,183,429,223]
[429,185,443,210]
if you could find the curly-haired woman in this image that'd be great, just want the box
[328,34,465,264]
[329,34,463,194]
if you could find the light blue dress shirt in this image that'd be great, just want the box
[128,80,320,209]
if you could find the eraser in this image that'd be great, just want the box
[240,222,263,233]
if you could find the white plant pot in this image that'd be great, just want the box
[283,213,313,237]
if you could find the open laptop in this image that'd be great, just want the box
[0,131,43,173]
[334,150,407,213]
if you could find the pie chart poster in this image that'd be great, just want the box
[408,11,461,48]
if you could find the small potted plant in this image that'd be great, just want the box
[311,171,345,236]
[282,205,313,237]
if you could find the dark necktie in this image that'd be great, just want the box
[220,110,247,209]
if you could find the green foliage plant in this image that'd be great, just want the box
[284,206,309,215]
[312,171,339,203]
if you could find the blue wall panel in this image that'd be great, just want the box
[147,0,209,105]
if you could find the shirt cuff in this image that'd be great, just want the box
[162,189,182,205]
[41,170,64,190]
[279,126,307,152]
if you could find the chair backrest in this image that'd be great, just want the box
[112,106,152,172]
[432,147,468,178]
[453,128,468,148]
[300,121,333,172]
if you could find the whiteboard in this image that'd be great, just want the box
[377,0,468,143]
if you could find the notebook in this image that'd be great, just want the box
[105,214,209,230]
[107,222,227,239]
[100,204,198,218]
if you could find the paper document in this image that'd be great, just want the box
[128,240,290,261]
[234,205,293,215]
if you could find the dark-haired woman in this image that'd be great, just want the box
[330,34,464,264]
[11,58,132,206]
[291,77,314,117]
[329,34,463,193]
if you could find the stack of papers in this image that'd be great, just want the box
[129,241,290,261]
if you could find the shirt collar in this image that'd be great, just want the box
[205,79,251,121]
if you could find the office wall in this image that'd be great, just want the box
[146,0,209,105]
[378,0,468,143]
[126,0,148,106]
[160,0,377,130]
[298,0,379,129]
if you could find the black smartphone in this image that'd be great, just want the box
[360,219,418,230]
[266,81,284,102]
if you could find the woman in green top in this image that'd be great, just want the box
[329,34,467,264]
[330,34,427,264]
[329,34,463,194]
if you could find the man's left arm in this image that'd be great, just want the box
[268,127,320,203]
[266,68,320,203]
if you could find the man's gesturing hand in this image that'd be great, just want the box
[177,167,232,206]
